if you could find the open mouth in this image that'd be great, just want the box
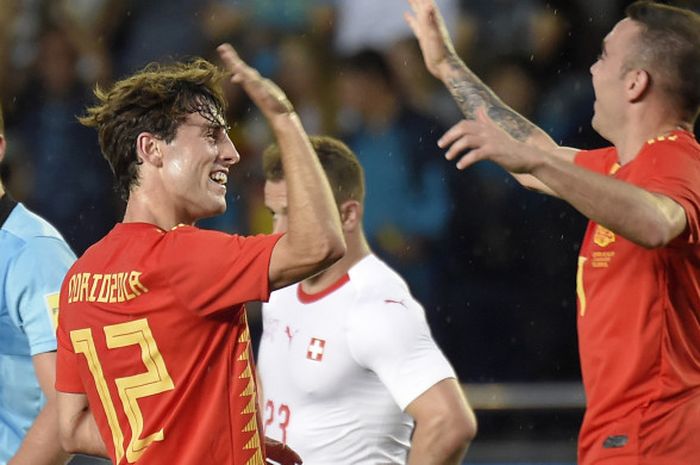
[209,171,228,186]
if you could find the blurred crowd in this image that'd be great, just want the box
[2,0,698,382]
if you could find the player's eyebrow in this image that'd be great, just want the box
[197,121,230,138]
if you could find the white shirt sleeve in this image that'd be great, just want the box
[345,292,456,410]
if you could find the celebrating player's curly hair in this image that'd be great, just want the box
[79,59,226,200]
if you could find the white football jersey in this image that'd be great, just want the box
[258,254,456,465]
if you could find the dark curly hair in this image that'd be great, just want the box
[79,59,226,200]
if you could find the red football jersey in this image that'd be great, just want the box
[56,223,282,465]
[574,130,700,465]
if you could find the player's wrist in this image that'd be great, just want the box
[268,111,302,132]
[435,52,461,81]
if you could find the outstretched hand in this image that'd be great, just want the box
[438,108,539,173]
[217,43,294,120]
[265,437,303,465]
[404,0,457,78]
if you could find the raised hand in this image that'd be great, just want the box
[404,0,457,78]
[265,437,303,465]
[438,108,540,173]
[217,43,294,120]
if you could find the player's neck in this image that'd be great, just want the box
[301,232,370,294]
[122,191,193,230]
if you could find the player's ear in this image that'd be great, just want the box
[339,200,362,233]
[627,68,650,102]
[136,132,164,167]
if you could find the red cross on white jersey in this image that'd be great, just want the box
[307,338,326,361]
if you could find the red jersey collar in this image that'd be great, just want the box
[297,273,350,304]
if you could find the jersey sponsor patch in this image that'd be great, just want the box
[44,292,60,331]
[306,337,326,362]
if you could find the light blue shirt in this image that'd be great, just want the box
[0,201,76,464]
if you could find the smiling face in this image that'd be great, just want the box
[589,18,643,140]
[157,110,240,224]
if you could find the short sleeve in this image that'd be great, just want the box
[163,227,283,316]
[632,139,700,245]
[5,237,76,355]
[346,296,455,410]
[574,147,618,175]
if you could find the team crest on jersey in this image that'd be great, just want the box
[593,225,616,248]
[307,338,326,362]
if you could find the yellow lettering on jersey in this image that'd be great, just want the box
[67,275,73,303]
[108,274,119,303]
[67,271,150,304]
[71,319,174,464]
[79,273,91,302]
[128,271,149,296]
[122,273,136,301]
[90,274,103,303]
[97,273,111,303]
[116,273,126,302]
[105,319,175,463]
[71,328,126,464]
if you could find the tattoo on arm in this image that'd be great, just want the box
[445,55,536,141]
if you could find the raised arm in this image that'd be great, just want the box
[217,45,345,291]
[405,0,551,147]
[443,109,687,248]
[404,0,578,194]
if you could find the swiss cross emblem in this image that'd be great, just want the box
[307,338,326,362]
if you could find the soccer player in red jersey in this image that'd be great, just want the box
[406,0,700,464]
[54,45,345,465]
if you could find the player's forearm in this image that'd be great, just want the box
[436,55,554,149]
[269,112,345,261]
[530,147,686,247]
[407,417,473,465]
[9,400,71,465]
[59,407,109,458]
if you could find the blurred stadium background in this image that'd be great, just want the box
[1,0,698,464]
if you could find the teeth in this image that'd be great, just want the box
[210,172,227,185]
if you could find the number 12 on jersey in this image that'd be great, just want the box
[70,318,175,464]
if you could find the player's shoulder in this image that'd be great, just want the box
[2,204,75,265]
[348,254,411,301]
[3,203,70,247]
[644,130,700,157]
[348,254,421,312]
